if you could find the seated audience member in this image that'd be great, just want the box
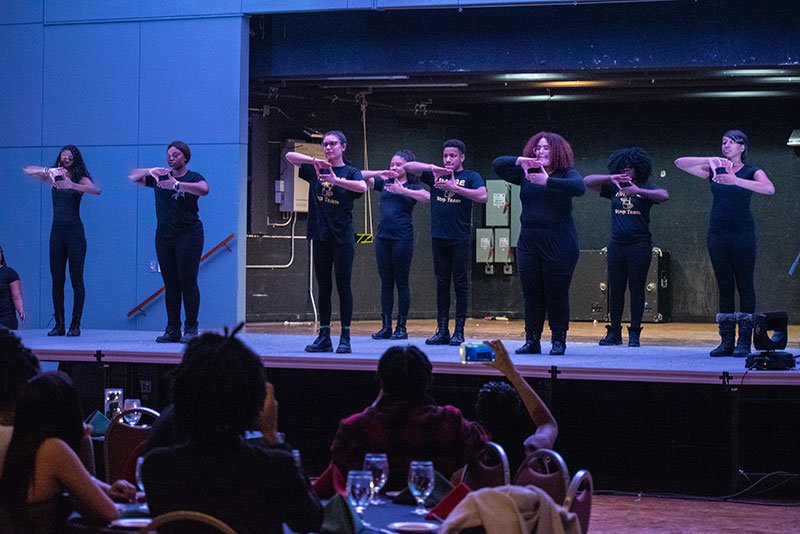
[142,328,322,534]
[330,344,490,490]
[0,372,135,532]
[476,340,558,475]
[0,329,41,448]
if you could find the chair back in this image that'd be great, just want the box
[104,407,160,483]
[512,448,570,504]
[460,441,511,490]
[137,511,238,534]
[564,469,593,534]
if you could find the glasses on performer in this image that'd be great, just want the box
[322,141,340,148]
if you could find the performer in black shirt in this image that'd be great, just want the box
[0,245,25,330]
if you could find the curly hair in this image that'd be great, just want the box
[54,145,91,183]
[393,149,420,184]
[443,139,466,155]
[606,147,653,184]
[376,345,432,398]
[522,132,574,172]
[0,329,40,410]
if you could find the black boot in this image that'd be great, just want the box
[48,312,65,336]
[732,313,753,358]
[515,332,541,354]
[305,327,333,353]
[181,323,199,343]
[425,317,450,345]
[391,316,408,340]
[549,330,567,355]
[336,329,352,354]
[66,313,81,337]
[156,324,182,343]
[710,313,736,357]
[598,325,623,346]
[371,314,393,340]
[627,326,642,347]
[449,317,466,346]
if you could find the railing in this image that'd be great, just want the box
[126,233,235,318]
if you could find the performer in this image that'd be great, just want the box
[584,147,669,347]
[0,245,25,330]
[23,146,100,337]
[403,140,487,346]
[675,131,774,357]
[362,150,430,340]
[129,141,209,343]
[285,131,367,354]
[493,132,585,355]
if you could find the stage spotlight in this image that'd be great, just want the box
[746,311,796,370]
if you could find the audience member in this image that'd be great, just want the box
[0,329,40,448]
[142,327,322,534]
[330,344,490,490]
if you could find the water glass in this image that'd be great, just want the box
[123,398,142,425]
[292,449,302,469]
[346,470,373,517]
[135,457,146,492]
[363,453,389,504]
[408,461,434,516]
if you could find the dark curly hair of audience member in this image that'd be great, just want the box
[376,345,432,398]
[0,372,84,514]
[607,147,653,184]
[54,144,91,183]
[0,329,40,411]
[171,331,267,445]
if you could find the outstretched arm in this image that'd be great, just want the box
[53,177,101,195]
[385,181,431,203]
[583,173,622,193]
[712,166,775,195]
[128,167,170,186]
[674,157,713,179]
[23,165,55,185]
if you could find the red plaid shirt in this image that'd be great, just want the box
[330,395,489,490]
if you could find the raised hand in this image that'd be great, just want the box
[52,178,74,189]
[518,157,548,185]
[312,158,335,183]
[384,181,404,194]
[609,172,634,191]
[149,167,171,179]
[156,174,177,190]
[483,339,514,376]
[378,170,399,181]
[709,158,736,185]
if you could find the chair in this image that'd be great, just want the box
[459,441,511,489]
[512,448,570,505]
[137,511,238,534]
[104,407,160,483]
[563,469,593,534]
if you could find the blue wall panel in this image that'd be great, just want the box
[138,17,246,145]
[44,1,140,23]
[0,24,43,147]
[139,1,243,18]
[0,1,43,24]
[42,23,140,147]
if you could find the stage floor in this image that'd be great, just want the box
[18,320,800,386]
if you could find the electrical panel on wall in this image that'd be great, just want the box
[278,140,324,213]
[485,180,510,227]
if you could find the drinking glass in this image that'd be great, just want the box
[408,461,434,516]
[346,470,373,517]
[292,449,302,469]
[363,453,389,504]
[135,457,146,492]
[123,398,142,425]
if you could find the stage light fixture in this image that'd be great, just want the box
[745,311,796,370]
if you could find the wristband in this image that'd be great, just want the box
[173,181,180,192]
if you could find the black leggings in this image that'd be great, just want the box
[156,223,204,327]
[313,239,355,327]
[607,240,652,329]
[0,311,17,330]
[516,223,580,335]
[707,231,756,314]
[431,237,471,320]
[50,222,86,320]
[375,237,414,317]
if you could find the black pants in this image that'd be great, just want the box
[375,237,414,317]
[707,231,756,313]
[313,239,355,327]
[156,223,204,327]
[0,310,17,330]
[516,223,580,335]
[607,240,652,329]
[431,237,471,320]
[50,221,87,321]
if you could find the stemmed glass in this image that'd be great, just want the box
[134,457,148,512]
[346,470,373,518]
[363,453,389,505]
[123,398,142,425]
[408,461,434,516]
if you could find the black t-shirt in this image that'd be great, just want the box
[52,176,91,225]
[145,171,206,239]
[420,169,485,241]
[600,180,660,244]
[298,164,364,244]
[709,164,758,234]
[0,266,20,317]
[492,157,585,227]
[374,178,421,241]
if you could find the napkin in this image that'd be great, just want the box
[319,494,363,534]
[312,463,348,499]
[426,482,471,521]
[84,410,110,436]
[392,470,454,507]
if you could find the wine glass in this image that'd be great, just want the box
[363,453,389,505]
[408,461,434,516]
[346,470,373,518]
[123,398,142,425]
[135,457,146,492]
